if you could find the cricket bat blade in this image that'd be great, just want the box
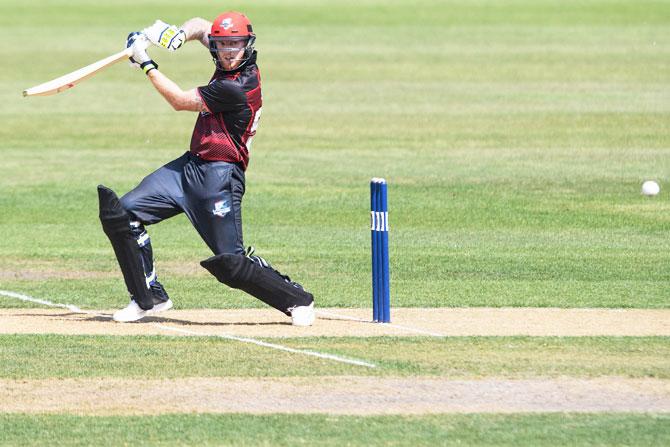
[23,47,134,97]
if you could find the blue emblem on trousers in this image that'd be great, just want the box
[212,198,231,217]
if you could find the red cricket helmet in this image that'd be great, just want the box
[209,11,256,72]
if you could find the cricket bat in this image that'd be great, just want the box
[23,47,134,97]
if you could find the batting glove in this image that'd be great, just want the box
[126,32,158,75]
[143,20,186,51]
[126,32,143,67]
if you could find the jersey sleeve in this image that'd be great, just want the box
[197,79,248,114]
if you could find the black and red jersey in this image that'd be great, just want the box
[190,52,262,170]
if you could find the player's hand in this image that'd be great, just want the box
[143,20,186,51]
[126,32,157,74]
[127,33,151,63]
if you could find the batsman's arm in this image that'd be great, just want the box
[146,69,205,112]
[180,17,212,48]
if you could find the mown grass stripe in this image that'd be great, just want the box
[0,413,668,447]
[1,334,668,379]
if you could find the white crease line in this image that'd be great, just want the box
[0,290,107,317]
[0,289,376,369]
[316,310,445,338]
[155,324,376,368]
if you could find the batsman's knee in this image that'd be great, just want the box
[202,253,247,288]
[201,253,313,315]
[98,185,131,235]
[119,194,140,218]
[100,185,147,235]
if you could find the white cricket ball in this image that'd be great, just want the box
[641,180,660,196]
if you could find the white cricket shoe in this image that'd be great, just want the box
[113,299,173,322]
[290,302,315,326]
[148,299,173,315]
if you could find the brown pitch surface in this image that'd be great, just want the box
[0,307,669,337]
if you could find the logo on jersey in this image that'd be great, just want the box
[212,199,231,217]
[220,18,233,30]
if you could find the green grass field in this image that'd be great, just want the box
[1,0,669,445]
[1,414,668,447]
[1,335,669,379]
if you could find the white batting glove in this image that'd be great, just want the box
[126,32,157,74]
[143,20,186,51]
[127,32,140,67]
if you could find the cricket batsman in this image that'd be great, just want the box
[98,12,316,325]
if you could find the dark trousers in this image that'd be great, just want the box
[120,152,246,258]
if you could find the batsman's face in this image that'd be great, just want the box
[214,39,247,71]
